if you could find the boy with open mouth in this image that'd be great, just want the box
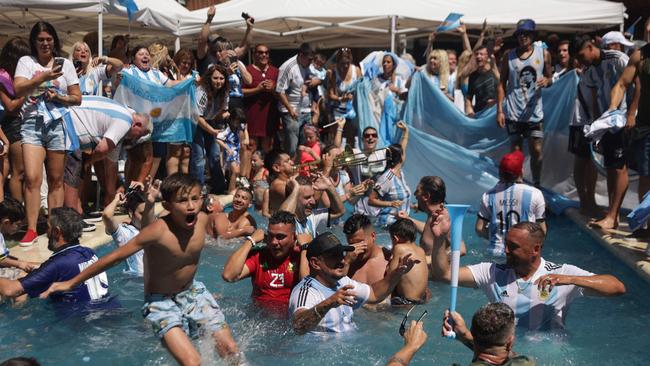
[41,173,245,365]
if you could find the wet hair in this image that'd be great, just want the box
[49,207,83,244]
[160,173,201,202]
[0,197,25,223]
[573,34,596,53]
[269,210,296,227]
[343,213,373,235]
[29,21,62,57]
[125,189,146,216]
[385,143,403,169]
[417,176,446,204]
[0,37,30,77]
[471,302,515,350]
[388,218,417,242]
[0,357,42,366]
[299,42,314,55]
[173,48,195,71]
[235,186,254,201]
[511,221,546,244]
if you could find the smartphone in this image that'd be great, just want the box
[53,58,65,70]
[241,12,254,24]
[73,60,83,69]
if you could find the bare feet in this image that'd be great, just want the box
[589,217,618,230]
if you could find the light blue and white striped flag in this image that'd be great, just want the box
[437,13,463,32]
[114,71,198,143]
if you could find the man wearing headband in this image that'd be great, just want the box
[289,232,418,334]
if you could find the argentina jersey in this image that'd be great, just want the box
[478,182,546,256]
[505,44,545,123]
[468,259,595,330]
[583,49,628,115]
[288,276,370,333]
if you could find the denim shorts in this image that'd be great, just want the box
[21,115,66,151]
[142,280,227,339]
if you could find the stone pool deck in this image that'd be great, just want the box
[565,208,650,284]
[10,196,650,285]
[8,194,233,264]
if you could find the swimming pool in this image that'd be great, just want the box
[2,211,649,365]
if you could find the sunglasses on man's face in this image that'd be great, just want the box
[399,306,428,336]
[364,133,378,139]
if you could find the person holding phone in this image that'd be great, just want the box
[13,21,81,246]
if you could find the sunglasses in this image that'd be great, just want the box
[363,133,378,139]
[256,50,269,55]
[399,306,428,336]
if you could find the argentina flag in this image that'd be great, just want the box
[437,13,463,32]
[114,71,198,143]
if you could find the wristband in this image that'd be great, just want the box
[245,236,256,246]
[337,128,344,132]
[313,306,322,317]
[300,243,309,251]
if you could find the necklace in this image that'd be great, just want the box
[515,279,531,294]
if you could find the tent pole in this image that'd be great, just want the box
[97,0,103,57]
[175,21,181,54]
[390,15,397,53]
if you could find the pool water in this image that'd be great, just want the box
[2,211,650,365]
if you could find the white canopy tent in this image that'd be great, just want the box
[187,0,627,50]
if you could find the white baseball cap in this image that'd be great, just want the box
[601,31,634,48]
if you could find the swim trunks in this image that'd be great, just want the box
[142,280,227,339]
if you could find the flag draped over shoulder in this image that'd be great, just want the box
[114,71,198,143]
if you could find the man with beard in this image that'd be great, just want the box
[208,187,257,239]
[290,232,419,334]
[430,221,626,330]
[222,211,309,314]
[413,176,465,261]
[0,207,112,305]
[280,174,345,238]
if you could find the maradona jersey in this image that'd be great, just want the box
[478,182,546,256]
[468,258,594,330]
[289,276,370,333]
[505,44,545,123]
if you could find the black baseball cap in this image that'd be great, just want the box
[306,232,354,258]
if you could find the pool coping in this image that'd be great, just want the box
[564,208,650,284]
[8,195,234,264]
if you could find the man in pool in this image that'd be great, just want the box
[42,173,244,365]
[208,187,257,239]
[442,302,536,365]
[0,208,112,305]
[222,211,309,314]
[280,174,345,238]
[387,219,429,306]
[289,232,419,334]
[343,213,390,286]
[430,221,626,330]
[265,150,295,216]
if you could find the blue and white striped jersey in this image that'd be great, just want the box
[478,182,545,256]
[583,49,628,114]
[289,276,370,333]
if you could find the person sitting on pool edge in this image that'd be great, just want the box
[0,207,113,306]
[430,221,626,330]
[289,232,419,334]
[344,213,390,286]
[442,302,536,366]
[222,211,309,315]
[41,173,245,365]
[280,173,345,238]
[208,186,257,240]
[387,218,429,306]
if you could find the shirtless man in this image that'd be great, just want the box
[264,150,294,217]
[42,173,243,366]
[343,213,390,285]
[208,187,256,239]
[387,219,428,306]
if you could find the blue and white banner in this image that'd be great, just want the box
[118,0,139,21]
[114,71,198,143]
[437,13,463,32]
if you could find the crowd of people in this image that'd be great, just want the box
[0,6,647,365]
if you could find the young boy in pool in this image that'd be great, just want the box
[42,173,243,365]
[0,198,36,303]
[387,218,429,306]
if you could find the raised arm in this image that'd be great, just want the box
[457,24,472,53]
[235,17,254,58]
[102,192,126,235]
[472,19,488,52]
[397,121,409,153]
[279,176,299,214]
[386,320,428,366]
[197,6,216,60]
[222,229,264,282]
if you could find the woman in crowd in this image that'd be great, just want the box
[328,48,361,148]
[165,48,196,175]
[13,22,81,245]
[421,49,452,100]
[191,64,230,194]
[0,38,30,203]
[70,41,123,96]
[367,122,410,227]
[375,53,408,98]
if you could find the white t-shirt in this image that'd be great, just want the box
[288,276,370,333]
[583,49,628,114]
[110,223,144,276]
[468,258,594,330]
[275,55,312,114]
[14,56,80,119]
[478,182,546,256]
[295,208,330,237]
[68,95,132,161]
[0,232,8,260]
